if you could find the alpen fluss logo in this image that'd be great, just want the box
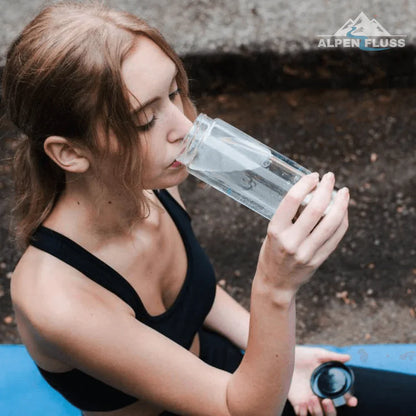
[317,12,406,51]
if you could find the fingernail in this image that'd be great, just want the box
[325,172,334,180]
[340,187,349,196]
[310,172,319,180]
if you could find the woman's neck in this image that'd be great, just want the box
[43,174,157,246]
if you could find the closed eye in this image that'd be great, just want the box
[136,89,181,132]
[136,115,157,132]
[169,88,181,101]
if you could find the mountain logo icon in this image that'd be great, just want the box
[317,12,406,51]
[334,12,391,37]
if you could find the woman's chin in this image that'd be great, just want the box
[171,166,189,185]
[144,167,189,190]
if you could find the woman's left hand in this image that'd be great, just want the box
[288,346,358,416]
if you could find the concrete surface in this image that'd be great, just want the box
[1,0,415,65]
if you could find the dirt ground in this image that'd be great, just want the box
[0,87,415,345]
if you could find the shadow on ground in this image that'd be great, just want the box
[0,85,415,345]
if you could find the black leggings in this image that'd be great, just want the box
[282,366,416,416]
[162,329,416,415]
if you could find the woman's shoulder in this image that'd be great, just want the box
[12,245,136,369]
[10,247,86,368]
[12,245,88,305]
[12,245,134,340]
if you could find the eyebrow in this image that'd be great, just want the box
[131,96,160,115]
[130,68,178,115]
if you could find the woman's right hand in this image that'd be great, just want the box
[255,172,349,297]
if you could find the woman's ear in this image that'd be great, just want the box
[43,136,90,173]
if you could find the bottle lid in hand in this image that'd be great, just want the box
[310,361,354,407]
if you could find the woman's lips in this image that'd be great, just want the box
[170,160,184,168]
[169,147,186,168]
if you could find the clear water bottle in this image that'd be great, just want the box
[177,114,335,220]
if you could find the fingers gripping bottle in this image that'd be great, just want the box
[176,114,335,220]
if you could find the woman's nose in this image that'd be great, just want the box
[167,105,193,143]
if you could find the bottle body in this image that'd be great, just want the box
[177,114,332,220]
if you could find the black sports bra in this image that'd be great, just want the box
[30,189,217,412]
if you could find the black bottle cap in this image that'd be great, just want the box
[310,361,355,407]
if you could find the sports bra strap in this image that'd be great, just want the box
[29,189,193,321]
[30,226,145,318]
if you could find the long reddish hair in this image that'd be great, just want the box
[2,1,196,248]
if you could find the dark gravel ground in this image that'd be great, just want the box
[185,87,416,345]
[1,87,415,345]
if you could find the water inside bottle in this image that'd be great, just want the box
[185,136,305,220]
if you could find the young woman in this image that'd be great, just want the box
[3,2,414,416]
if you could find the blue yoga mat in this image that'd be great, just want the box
[0,345,80,416]
[312,344,416,374]
[1,344,415,416]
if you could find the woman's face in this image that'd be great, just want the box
[121,37,193,190]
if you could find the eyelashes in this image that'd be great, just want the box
[168,88,182,101]
[136,88,182,132]
[137,116,158,132]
